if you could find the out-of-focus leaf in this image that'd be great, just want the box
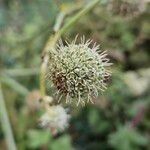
[121,33,135,49]
[3,68,39,76]
[109,126,148,150]
[0,76,29,96]
[88,108,110,133]
[50,135,73,150]
[127,99,149,117]
[27,129,51,149]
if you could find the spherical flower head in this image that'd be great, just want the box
[40,105,70,134]
[48,36,112,105]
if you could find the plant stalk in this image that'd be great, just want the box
[0,83,17,150]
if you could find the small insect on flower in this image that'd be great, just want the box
[39,105,70,135]
[48,36,112,105]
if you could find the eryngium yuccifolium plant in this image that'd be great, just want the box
[48,36,112,105]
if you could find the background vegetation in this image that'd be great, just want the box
[0,0,150,150]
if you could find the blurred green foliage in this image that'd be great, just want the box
[0,0,150,150]
[27,130,72,150]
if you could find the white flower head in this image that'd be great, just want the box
[40,105,70,133]
[48,36,112,105]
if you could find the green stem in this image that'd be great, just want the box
[3,68,39,77]
[0,75,29,96]
[59,0,100,35]
[0,83,17,150]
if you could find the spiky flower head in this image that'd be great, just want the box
[48,36,112,105]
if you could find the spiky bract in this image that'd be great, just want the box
[48,37,112,105]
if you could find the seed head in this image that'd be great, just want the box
[40,105,70,134]
[107,0,147,18]
[48,36,112,105]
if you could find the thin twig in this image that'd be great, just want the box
[0,83,17,150]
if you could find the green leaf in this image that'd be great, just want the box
[27,129,51,149]
[109,126,148,150]
[50,135,73,150]
[0,75,29,96]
